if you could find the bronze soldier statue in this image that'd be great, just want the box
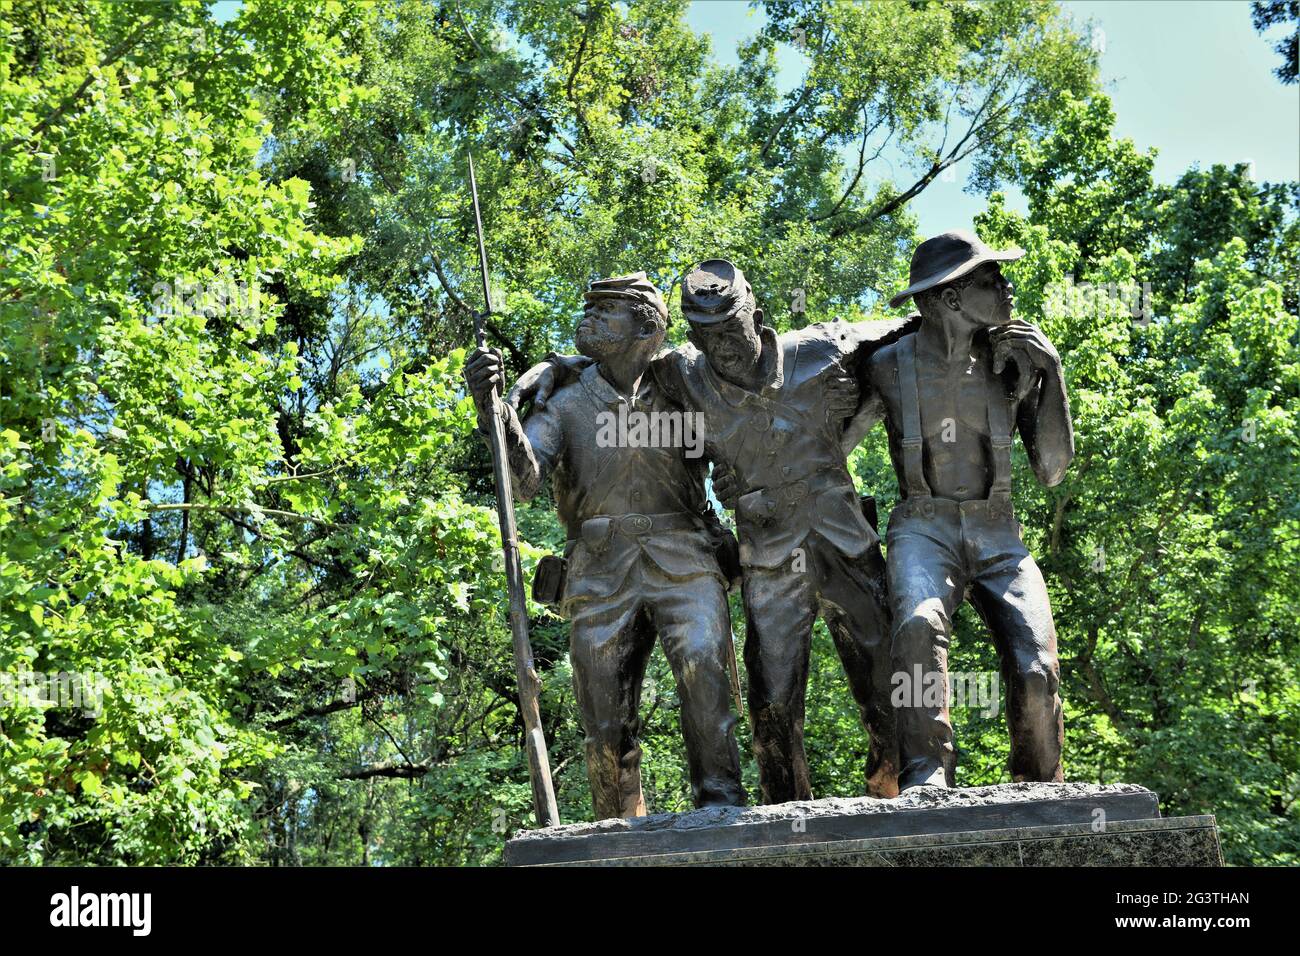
[864,231,1074,790]
[464,273,746,819]
[515,261,914,804]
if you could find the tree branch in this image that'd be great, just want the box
[267,690,373,729]
[2,16,158,153]
[565,7,598,143]
[808,108,889,222]
[339,758,441,780]
[760,79,815,161]
[145,501,336,528]
[826,72,1025,238]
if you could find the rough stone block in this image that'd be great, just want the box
[504,782,1223,867]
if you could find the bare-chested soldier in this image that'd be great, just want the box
[864,231,1074,790]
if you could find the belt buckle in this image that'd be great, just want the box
[622,513,652,535]
[781,479,809,504]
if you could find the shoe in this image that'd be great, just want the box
[899,763,950,791]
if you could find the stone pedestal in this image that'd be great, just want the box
[504,782,1223,867]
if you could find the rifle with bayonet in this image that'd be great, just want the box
[466,152,559,829]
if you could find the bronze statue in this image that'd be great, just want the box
[866,231,1074,790]
[464,273,746,819]
[516,261,913,804]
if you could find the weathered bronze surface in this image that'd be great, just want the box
[465,273,745,820]
[515,261,914,804]
[497,230,1075,814]
[870,231,1073,790]
[662,260,913,803]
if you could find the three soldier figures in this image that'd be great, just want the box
[464,230,1074,819]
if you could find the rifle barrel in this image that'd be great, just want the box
[467,152,491,348]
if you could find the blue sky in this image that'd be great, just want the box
[685,0,1300,235]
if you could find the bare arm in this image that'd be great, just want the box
[509,347,689,412]
[1016,366,1074,487]
[992,323,1074,487]
[506,353,592,412]
[837,316,921,379]
[841,389,887,455]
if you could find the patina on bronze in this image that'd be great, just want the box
[866,230,1074,790]
[514,262,914,804]
[668,261,913,804]
[465,273,746,820]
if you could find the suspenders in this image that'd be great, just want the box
[984,367,1015,519]
[896,334,1015,519]
[897,336,934,517]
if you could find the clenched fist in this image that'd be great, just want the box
[824,370,860,428]
[464,345,505,415]
[711,459,739,510]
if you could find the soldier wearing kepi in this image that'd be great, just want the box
[666,261,913,803]
[865,231,1075,790]
[464,272,746,820]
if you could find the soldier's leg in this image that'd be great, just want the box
[569,585,658,819]
[742,562,819,804]
[968,536,1064,783]
[646,568,746,809]
[886,509,967,790]
[813,536,900,798]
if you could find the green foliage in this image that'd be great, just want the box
[970,133,1299,863]
[1,0,1294,867]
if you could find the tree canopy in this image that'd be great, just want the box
[1,0,1295,865]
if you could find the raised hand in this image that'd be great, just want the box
[991,321,1062,402]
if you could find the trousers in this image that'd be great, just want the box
[886,498,1063,788]
[569,557,745,819]
[741,532,899,803]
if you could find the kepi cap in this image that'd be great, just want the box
[681,259,752,325]
[583,271,668,321]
